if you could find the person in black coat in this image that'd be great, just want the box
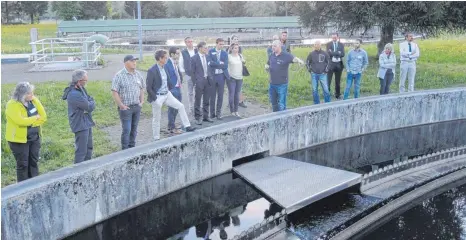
[326,33,345,99]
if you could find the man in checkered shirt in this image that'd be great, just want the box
[111,55,145,150]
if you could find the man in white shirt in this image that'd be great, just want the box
[179,37,198,115]
[399,33,420,92]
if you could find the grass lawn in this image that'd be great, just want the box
[1,23,132,54]
[1,81,153,187]
[138,36,466,107]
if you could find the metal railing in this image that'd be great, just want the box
[29,37,102,69]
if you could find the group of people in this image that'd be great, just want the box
[4,31,421,183]
[268,32,420,108]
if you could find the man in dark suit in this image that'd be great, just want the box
[165,47,184,134]
[326,33,345,99]
[146,49,195,141]
[191,41,215,125]
[208,38,230,120]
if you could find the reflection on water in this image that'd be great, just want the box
[363,184,466,240]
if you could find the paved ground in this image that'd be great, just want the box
[1,54,272,148]
[1,54,128,84]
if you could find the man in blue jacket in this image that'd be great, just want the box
[165,47,184,134]
[208,38,230,120]
[62,69,95,164]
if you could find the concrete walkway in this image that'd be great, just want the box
[1,54,130,84]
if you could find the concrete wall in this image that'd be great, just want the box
[2,88,465,240]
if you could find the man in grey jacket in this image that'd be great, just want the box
[306,40,331,104]
[62,69,95,164]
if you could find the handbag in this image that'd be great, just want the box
[239,54,250,77]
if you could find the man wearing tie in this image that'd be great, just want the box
[399,33,420,92]
[165,47,184,134]
[208,38,230,120]
[326,33,345,99]
[191,41,215,125]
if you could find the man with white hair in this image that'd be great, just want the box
[62,69,95,163]
[266,40,305,112]
[399,33,420,92]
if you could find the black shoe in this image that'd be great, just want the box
[196,119,203,125]
[203,118,214,123]
[184,126,196,132]
[239,102,247,108]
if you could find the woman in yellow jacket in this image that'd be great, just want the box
[5,82,47,182]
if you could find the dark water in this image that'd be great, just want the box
[363,184,466,240]
[65,120,466,240]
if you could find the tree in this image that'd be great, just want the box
[1,1,22,24]
[184,2,221,18]
[20,1,48,24]
[167,1,187,18]
[124,1,167,19]
[295,1,466,56]
[52,1,82,21]
[81,1,108,20]
[245,2,276,17]
[274,1,298,16]
[219,1,248,17]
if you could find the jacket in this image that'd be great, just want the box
[5,97,47,143]
[191,53,215,86]
[181,48,198,76]
[326,41,345,68]
[378,52,397,79]
[165,58,183,89]
[146,63,174,103]
[208,48,230,80]
[346,48,369,74]
[306,49,330,74]
[62,85,95,133]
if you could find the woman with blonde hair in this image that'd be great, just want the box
[5,82,47,182]
[377,43,397,95]
[227,43,246,117]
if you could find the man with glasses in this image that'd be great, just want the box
[111,55,145,150]
[191,41,215,125]
[179,37,198,115]
[208,38,230,120]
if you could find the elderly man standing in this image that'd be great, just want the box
[63,69,95,163]
[344,39,368,100]
[266,40,305,112]
[399,33,420,92]
[111,55,145,150]
[179,37,198,115]
[306,40,331,104]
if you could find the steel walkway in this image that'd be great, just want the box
[233,156,362,213]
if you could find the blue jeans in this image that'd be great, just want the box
[167,87,182,130]
[118,104,141,150]
[311,73,331,104]
[269,83,288,112]
[344,72,362,100]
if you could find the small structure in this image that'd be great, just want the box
[28,34,108,72]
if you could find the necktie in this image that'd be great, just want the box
[174,62,181,87]
[334,42,337,52]
[202,55,207,76]
[408,43,412,52]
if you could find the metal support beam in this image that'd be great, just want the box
[137,1,143,61]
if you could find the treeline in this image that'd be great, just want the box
[1,1,300,23]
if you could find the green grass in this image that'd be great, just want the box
[1,81,153,187]
[139,36,466,107]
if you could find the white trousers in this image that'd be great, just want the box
[151,91,191,140]
[399,61,416,93]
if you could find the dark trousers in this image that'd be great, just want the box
[327,63,343,98]
[380,70,394,95]
[74,128,93,164]
[9,138,41,182]
[227,78,243,113]
[210,74,226,118]
[118,104,141,150]
[194,78,213,120]
[168,87,182,130]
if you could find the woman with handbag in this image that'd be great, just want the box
[227,43,248,117]
[5,82,47,182]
